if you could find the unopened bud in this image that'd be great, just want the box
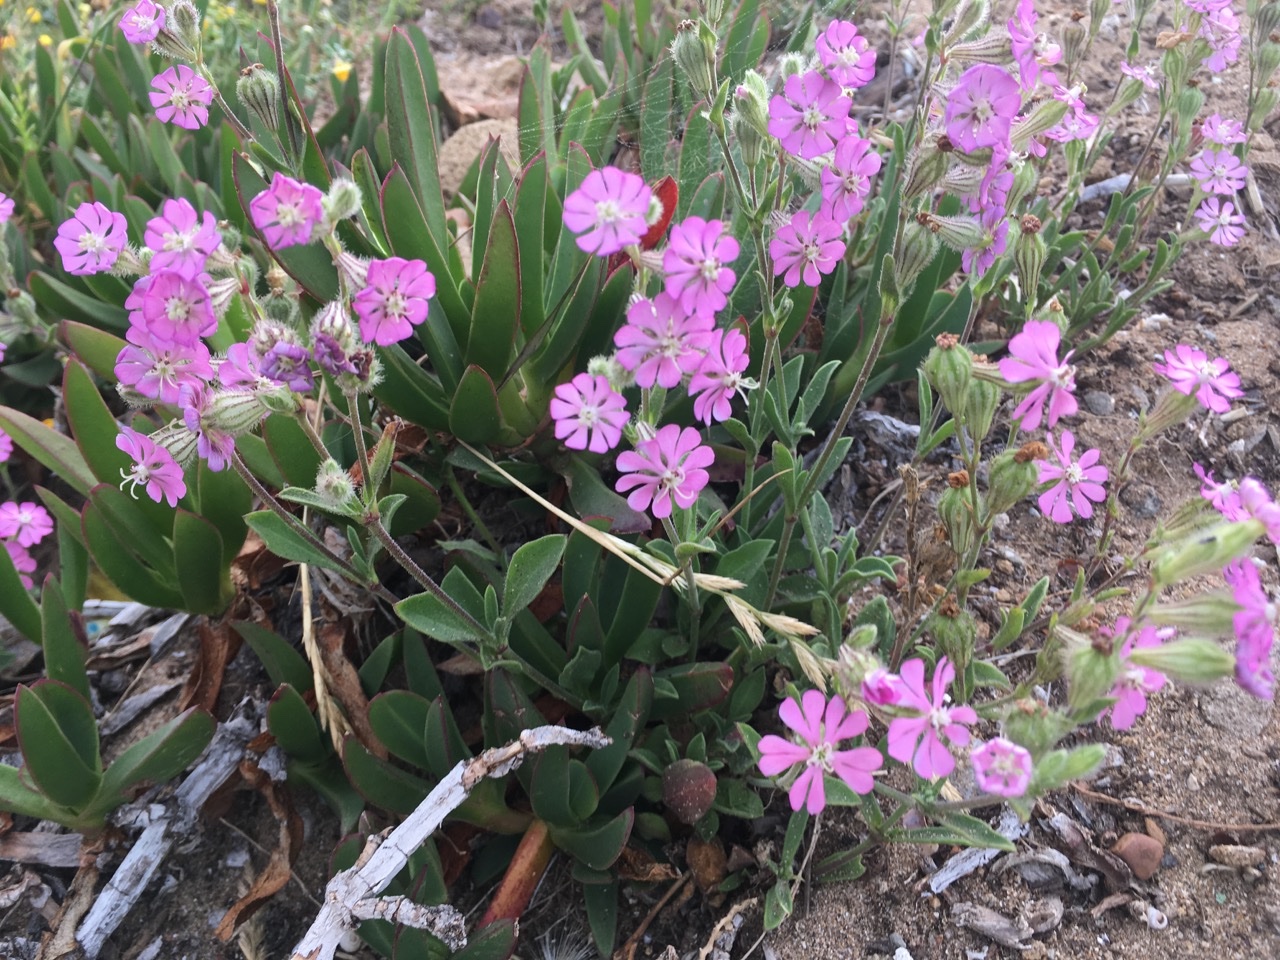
[1151,520,1262,586]
[733,70,771,140]
[670,20,716,102]
[902,144,949,199]
[1060,21,1086,72]
[920,212,986,252]
[315,458,358,512]
[206,276,241,318]
[323,179,362,226]
[944,0,990,45]
[1174,87,1205,134]
[1146,592,1240,636]
[1128,637,1235,684]
[1011,98,1069,147]
[1135,387,1200,443]
[926,601,976,668]
[587,353,630,391]
[965,377,1002,443]
[1004,699,1074,757]
[894,219,939,296]
[937,483,978,558]
[776,52,808,83]
[1063,625,1118,720]
[163,0,200,58]
[207,389,268,435]
[1250,88,1280,134]
[922,334,973,415]
[947,34,1013,64]
[986,442,1047,515]
[1006,156,1039,210]
[151,420,199,466]
[1014,217,1046,306]
[261,293,300,326]
[237,63,280,133]
[1257,4,1280,42]
[1256,41,1280,87]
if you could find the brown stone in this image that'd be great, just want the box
[1111,831,1164,880]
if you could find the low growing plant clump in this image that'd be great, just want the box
[0,0,1277,955]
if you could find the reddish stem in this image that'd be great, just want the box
[478,818,554,928]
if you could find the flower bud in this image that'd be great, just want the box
[926,601,976,669]
[237,63,280,133]
[165,1,200,58]
[1146,592,1240,636]
[315,458,358,513]
[1249,88,1280,133]
[207,389,268,435]
[1127,637,1235,684]
[1173,87,1205,133]
[1107,77,1147,116]
[258,385,300,415]
[1063,626,1118,720]
[1014,215,1046,305]
[1256,41,1280,87]
[151,420,199,466]
[703,0,727,25]
[1011,98,1069,147]
[902,143,950,199]
[733,70,771,140]
[893,219,939,296]
[775,52,807,83]
[152,23,197,61]
[1150,520,1262,586]
[920,212,986,252]
[922,333,973,415]
[947,34,1012,65]
[964,377,1001,443]
[944,0,989,45]
[731,108,765,169]
[206,276,241,318]
[323,178,362,226]
[261,293,301,327]
[1006,157,1039,211]
[1004,698,1074,756]
[1088,0,1111,40]
[937,479,978,558]
[1059,21,1086,73]
[1134,387,1199,443]
[670,19,716,102]
[1258,4,1280,42]
[986,442,1047,516]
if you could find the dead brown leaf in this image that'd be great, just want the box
[617,845,681,884]
[179,620,242,714]
[686,837,727,894]
[318,620,386,759]
[37,861,98,960]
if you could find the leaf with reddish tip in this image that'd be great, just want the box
[15,681,101,810]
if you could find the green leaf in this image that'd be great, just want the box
[396,591,491,647]
[0,765,65,822]
[15,681,101,810]
[650,663,733,720]
[0,536,41,642]
[232,621,312,692]
[343,737,430,815]
[763,879,793,930]
[448,365,503,444]
[195,459,251,569]
[467,201,521,378]
[60,321,127,380]
[713,778,764,820]
[548,809,633,870]
[452,919,517,960]
[386,465,442,537]
[384,27,448,241]
[583,880,619,956]
[87,708,214,819]
[173,510,230,614]
[585,668,652,793]
[244,510,352,578]
[368,690,433,769]
[267,685,330,764]
[28,272,129,330]
[40,577,90,701]
[375,342,455,427]
[81,501,185,609]
[0,406,97,496]
[503,534,565,619]
[263,414,324,489]
[87,483,175,577]
[531,746,599,826]
[814,851,865,885]
[891,812,1017,851]
[640,58,673,184]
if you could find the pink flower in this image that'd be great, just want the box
[1194,197,1246,247]
[998,320,1078,432]
[756,690,883,814]
[960,211,1009,278]
[971,738,1033,797]
[1194,464,1245,521]
[944,64,1021,152]
[1224,559,1276,700]
[613,292,713,389]
[815,20,876,89]
[260,343,315,392]
[1044,108,1099,143]
[1200,7,1242,73]
[353,257,436,346]
[549,373,628,453]
[144,198,220,276]
[54,201,129,275]
[1152,344,1242,414]
[1189,148,1247,195]
[615,424,714,519]
[767,70,851,159]
[1037,430,1108,523]
[149,65,214,130]
[115,327,214,403]
[117,427,187,507]
[770,210,845,288]
[688,328,751,424]
[562,167,652,256]
[1008,0,1060,91]
[0,428,11,463]
[0,501,53,548]
[1200,113,1246,146]
[4,541,35,590]
[139,270,215,342]
[885,657,977,779]
[1239,477,1280,547]
[819,133,882,222]
[249,172,325,250]
[180,383,238,472]
[663,217,739,316]
[217,342,268,390]
[1100,618,1169,729]
[120,0,165,43]
[0,192,14,224]
[862,667,909,706]
[1119,60,1160,91]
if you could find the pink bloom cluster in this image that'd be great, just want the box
[0,501,53,589]
[1153,344,1243,414]
[1224,559,1276,700]
[1189,112,1249,247]
[756,690,883,814]
[864,657,977,779]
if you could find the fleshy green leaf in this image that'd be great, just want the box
[87,708,213,818]
[232,621,313,692]
[15,681,101,810]
[173,510,230,614]
[503,534,565,619]
[0,405,97,495]
[244,510,352,578]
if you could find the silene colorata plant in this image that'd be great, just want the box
[0,0,1277,954]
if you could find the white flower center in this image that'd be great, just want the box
[595,199,622,224]
[802,105,824,132]
[79,231,108,255]
[698,258,720,281]
[384,289,407,318]
[166,296,191,322]
[577,405,599,427]
[276,202,306,228]
[164,229,195,252]
[808,741,835,772]
[1065,462,1084,485]
[170,89,191,111]
[1049,361,1074,389]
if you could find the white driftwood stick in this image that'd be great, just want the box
[291,725,611,960]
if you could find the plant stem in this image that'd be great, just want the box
[446,465,503,561]
[344,390,372,502]
[365,513,488,633]
[661,515,701,660]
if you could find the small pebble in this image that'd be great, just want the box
[1083,390,1115,416]
[1209,844,1266,868]
[1112,831,1164,880]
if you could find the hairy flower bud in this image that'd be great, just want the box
[1250,88,1280,133]
[733,69,771,141]
[1063,626,1119,721]
[937,482,978,558]
[206,275,241,318]
[1134,387,1199,443]
[1127,637,1235,684]
[236,63,280,133]
[947,33,1012,64]
[893,219,940,295]
[1146,592,1240,636]
[1006,157,1038,211]
[925,601,976,669]
[315,458,358,513]
[1014,215,1046,306]
[902,144,950,199]
[1150,521,1262,586]
[1011,98,1069,147]
[151,420,199,466]
[922,333,972,415]
[986,442,1047,516]
[776,52,808,83]
[670,19,716,102]
[919,212,986,252]
[944,0,990,45]
[323,178,362,226]
[207,389,268,435]
[161,0,200,59]
[1256,41,1280,87]
[964,377,1001,443]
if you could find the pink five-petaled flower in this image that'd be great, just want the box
[353,257,436,346]
[140,270,216,342]
[562,167,652,256]
[149,65,214,130]
[144,198,221,276]
[770,210,845,288]
[613,292,713,389]
[1007,0,1058,91]
[767,70,852,159]
[689,328,751,425]
[815,20,876,89]
[757,690,883,814]
[549,373,629,454]
[117,427,187,507]
[1201,113,1247,146]
[0,502,53,548]
[1194,197,1247,247]
[819,133,882,222]
[971,738,1034,798]
[0,191,14,224]
[54,201,128,275]
[615,424,714,519]
[1152,344,1243,414]
[663,217,739,317]
[885,657,977,780]
[115,325,214,404]
[1223,559,1277,701]
[5,541,36,590]
[120,0,165,43]
[944,64,1022,153]
[1101,618,1170,729]
[998,320,1078,432]
[1037,430,1108,523]
[249,172,325,250]
[1119,60,1160,91]
[1189,148,1248,195]
[1194,463,1246,521]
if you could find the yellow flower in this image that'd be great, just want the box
[332,60,352,83]
[0,36,14,50]
[26,6,41,23]
[38,33,53,46]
